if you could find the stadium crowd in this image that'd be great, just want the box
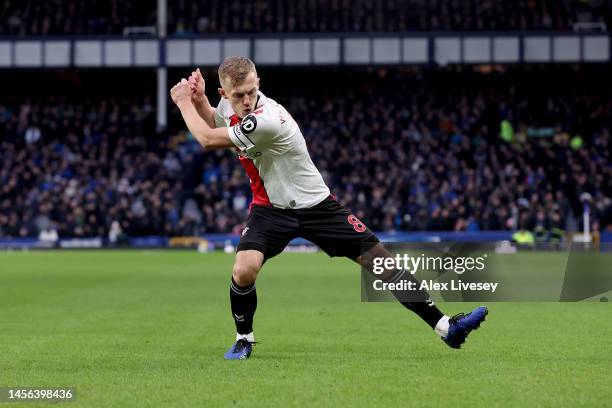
[171,0,610,33]
[1,0,609,35]
[0,67,610,239]
[0,0,155,35]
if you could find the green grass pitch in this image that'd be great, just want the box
[1,250,610,407]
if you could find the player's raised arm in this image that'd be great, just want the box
[171,78,234,150]
[188,68,217,129]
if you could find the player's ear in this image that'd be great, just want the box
[218,87,226,99]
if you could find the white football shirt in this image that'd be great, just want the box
[214,91,330,209]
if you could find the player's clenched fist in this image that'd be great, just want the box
[188,68,206,107]
[170,78,191,107]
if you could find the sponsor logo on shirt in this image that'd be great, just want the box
[238,150,262,160]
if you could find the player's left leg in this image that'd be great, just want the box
[356,243,488,349]
[298,196,488,349]
[357,243,446,330]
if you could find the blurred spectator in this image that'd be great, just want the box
[24,125,41,144]
[512,224,535,246]
[38,225,59,247]
[108,220,128,246]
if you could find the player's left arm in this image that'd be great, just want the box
[228,111,280,152]
[171,79,234,150]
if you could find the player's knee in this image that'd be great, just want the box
[232,263,259,286]
[356,242,389,268]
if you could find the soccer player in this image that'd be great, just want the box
[170,57,488,360]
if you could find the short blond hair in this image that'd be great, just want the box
[218,56,257,87]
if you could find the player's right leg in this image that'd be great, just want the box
[224,249,264,360]
[224,205,298,360]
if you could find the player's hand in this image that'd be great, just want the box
[170,78,192,107]
[188,68,206,107]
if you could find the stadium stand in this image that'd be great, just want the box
[0,66,610,239]
[2,0,610,35]
[0,0,156,35]
[169,0,611,34]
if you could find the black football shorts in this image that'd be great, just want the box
[237,196,379,261]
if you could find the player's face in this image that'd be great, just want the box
[221,71,260,118]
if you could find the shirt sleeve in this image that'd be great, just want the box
[214,101,227,128]
[227,113,280,152]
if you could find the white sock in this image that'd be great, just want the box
[236,332,255,343]
[434,316,450,337]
